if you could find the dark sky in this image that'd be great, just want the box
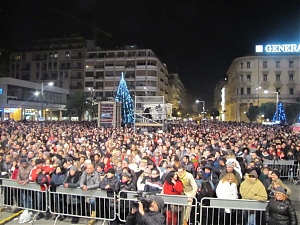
[1,0,299,108]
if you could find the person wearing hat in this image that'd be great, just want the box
[267,170,291,198]
[125,195,165,225]
[219,159,242,185]
[240,170,268,225]
[63,165,81,224]
[265,186,298,225]
[17,158,33,209]
[100,167,119,225]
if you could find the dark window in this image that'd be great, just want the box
[276,74,281,81]
[276,61,280,68]
[241,63,244,69]
[240,75,244,82]
[240,88,244,95]
[263,61,267,68]
[247,88,251,94]
[289,88,294,95]
[246,74,251,81]
[247,62,250,68]
[289,74,294,81]
[289,61,293,68]
[263,74,268,81]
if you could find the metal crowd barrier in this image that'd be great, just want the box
[0,178,48,224]
[198,197,268,225]
[118,190,198,225]
[263,159,298,179]
[48,186,116,224]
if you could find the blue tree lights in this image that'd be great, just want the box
[115,72,134,125]
[273,102,287,123]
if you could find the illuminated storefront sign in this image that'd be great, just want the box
[255,44,300,53]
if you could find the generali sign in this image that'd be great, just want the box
[255,44,300,53]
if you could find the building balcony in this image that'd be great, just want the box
[71,56,83,59]
[232,94,257,100]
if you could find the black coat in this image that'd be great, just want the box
[125,210,165,225]
[266,198,298,225]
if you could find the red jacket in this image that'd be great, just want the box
[163,180,184,195]
[29,165,54,191]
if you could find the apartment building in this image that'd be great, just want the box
[84,45,169,101]
[226,53,300,121]
[168,73,188,110]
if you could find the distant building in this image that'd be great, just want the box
[214,78,228,121]
[0,78,68,121]
[168,73,188,111]
[84,45,169,101]
[225,53,300,122]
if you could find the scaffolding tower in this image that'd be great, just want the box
[134,96,167,132]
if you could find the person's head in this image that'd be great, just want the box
[20,158,29,168]
[222,171,238,184]
[96,162,105,172]
[177,165,186,177]
[121,172,131,183]
[248,170,258,183]
[274,186,287,201]
[35,158,44,168]
[106,168,115,178]
[151,169,160,179]
[86,164,94,175]
[271,170,280,180]
[69,165,78,176]
[166,170,178,184]
[149,196,164,212]
[226,161,235,172]
[262,166,270,175]
[182,155,189,163]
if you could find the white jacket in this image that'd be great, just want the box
[216,180,238,200]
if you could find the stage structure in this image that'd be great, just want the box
[134,96,169,132]
[97,101,121,128]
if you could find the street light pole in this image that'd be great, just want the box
[41,82,44,131]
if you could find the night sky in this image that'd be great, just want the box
[1,0,299,108]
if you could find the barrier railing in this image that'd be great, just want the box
[48,186,116,224]
[262,159,298,179]
[198,197,268,225]
[118,190,198,225]
[0,179,48,212]
[0,179,277,225]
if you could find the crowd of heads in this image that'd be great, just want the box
[0,120,299,200]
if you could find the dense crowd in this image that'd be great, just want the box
[0,119,299,225]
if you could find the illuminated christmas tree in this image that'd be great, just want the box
[115,72,134,125]
[273,102,286,123]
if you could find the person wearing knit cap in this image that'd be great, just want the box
[63,165,81,224]
[240,166,267,225]
[268,170,292,196]
[219,160,242,185]
[99,165,119,225]
[266,186,298,225]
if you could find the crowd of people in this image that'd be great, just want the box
[0,119,299,225]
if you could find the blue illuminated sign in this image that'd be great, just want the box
[0,88,2,95]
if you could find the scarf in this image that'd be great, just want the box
[66,171,80,184]
[178,170,189,188]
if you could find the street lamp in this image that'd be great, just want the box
[144,87,148,96]
[264,90,279,122]
[35,82,54,130]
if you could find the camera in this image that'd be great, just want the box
[132,191,156,211]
